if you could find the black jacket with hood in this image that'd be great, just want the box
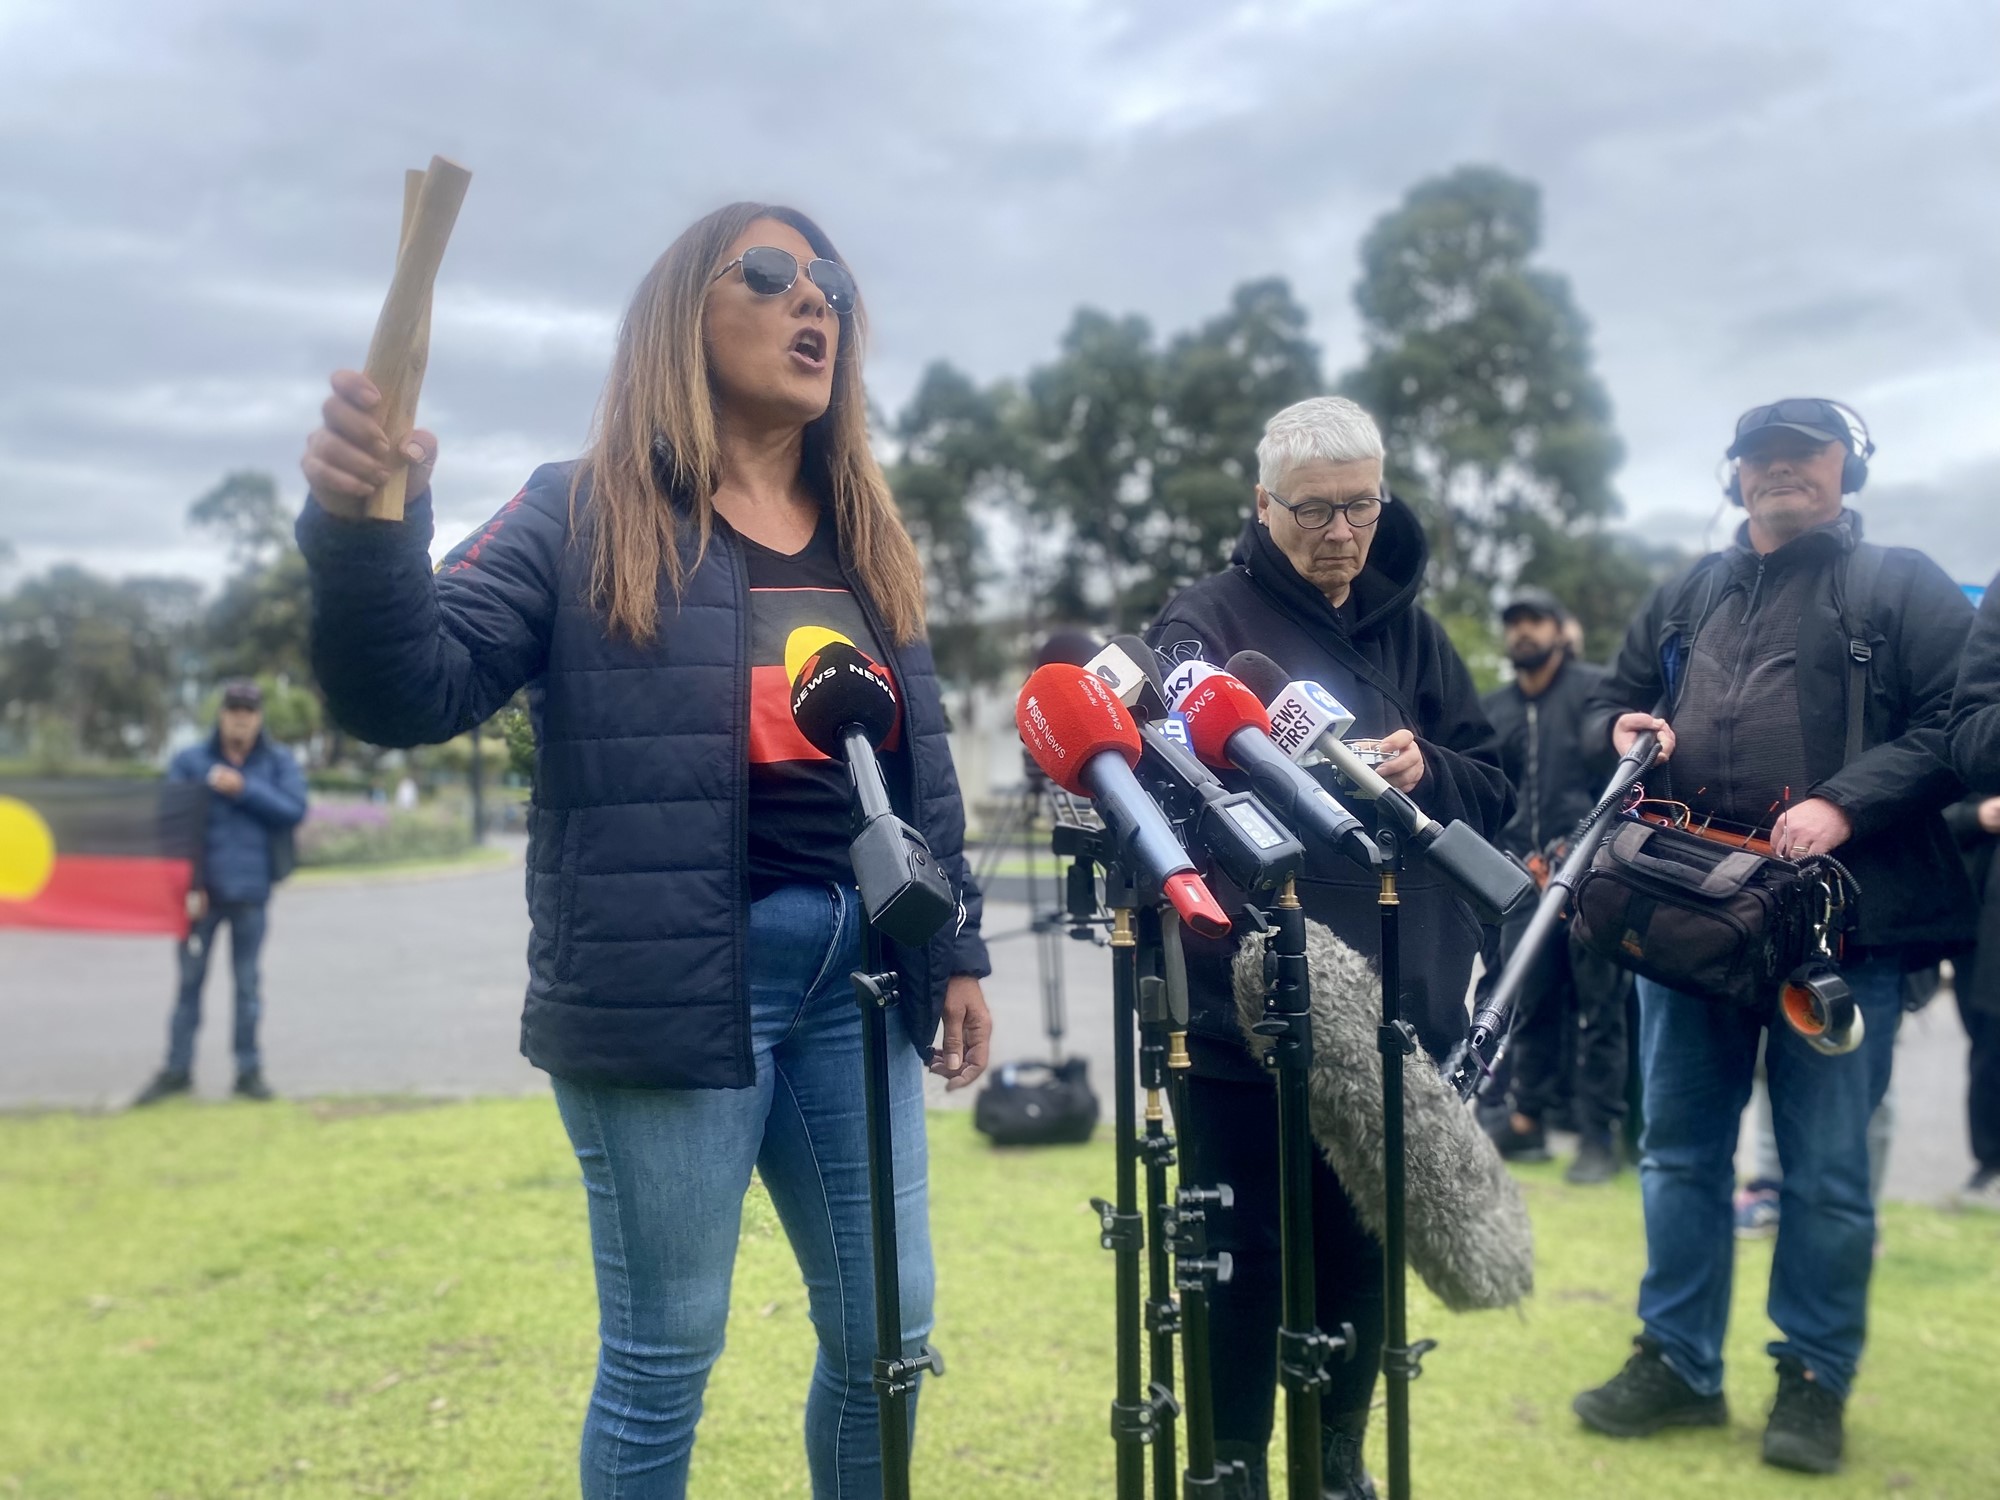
[1483,653,1608,860]
[1582,510,1976,961]
[1951,570,2000,794]
[1147,500,1513,1068]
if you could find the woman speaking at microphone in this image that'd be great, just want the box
[295,203,991,1499]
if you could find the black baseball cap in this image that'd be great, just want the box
[220,679,264,710]
[1726,398,1852,460]
[1500,586,1568,624]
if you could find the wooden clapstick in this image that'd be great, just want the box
[361,155,471,520]
[391,167,434,465]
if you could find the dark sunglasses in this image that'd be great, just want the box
[711,245,857,317]
[1265,488,1384,532]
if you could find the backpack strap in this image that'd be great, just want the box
[1318,628,1422,728]
[1835,542,1883,766]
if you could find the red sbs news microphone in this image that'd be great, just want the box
[1015,663,1229,938]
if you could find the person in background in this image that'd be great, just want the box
[1479,586,1632,1184]
[1948,570,2000,1207]
[134,680,308,1104]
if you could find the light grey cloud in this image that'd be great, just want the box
[0,0,1994,590]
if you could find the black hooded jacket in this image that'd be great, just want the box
[1147,500,1513,1067]
[1483,653,1608,859]
[1951,571,2000,794]
[1582,510,1976,959]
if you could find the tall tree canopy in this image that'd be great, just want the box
[1341,164,1636,641]
[188,470,315,696]
[0,565,200,757]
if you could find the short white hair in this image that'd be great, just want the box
[1256,396,1386,492]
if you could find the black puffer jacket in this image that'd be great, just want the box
[296,464,988,1090]
[1951,572,2000,793]
[1944,797,2000,1017]
[1148,502,1513,1062]
[1482,654,1607,859]
[1582,510,1975,959]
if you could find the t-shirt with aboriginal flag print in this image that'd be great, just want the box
[738,514,905,898]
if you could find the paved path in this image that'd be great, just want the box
[0,843,1978,1204]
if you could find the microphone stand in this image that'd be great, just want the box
[1096,862,1156,1500]
[1135,906,1184,1500]
[1251,876,1352,1500]
[1054,823,1181,1500]
[1372,829,1433,1500]
[838,724,951,1500]
[1154,913,1243,1499]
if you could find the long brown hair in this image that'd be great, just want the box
[573,202,927,645]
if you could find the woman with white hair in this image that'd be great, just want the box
[1149,395,1511,1498]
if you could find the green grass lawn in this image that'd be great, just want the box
[2,1098,1995,1498]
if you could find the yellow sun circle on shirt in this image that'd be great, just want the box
[784,626,856,686]
[0,797,57,902]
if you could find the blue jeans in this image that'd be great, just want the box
[552,882,934,1500]
[1634,958,1901,1399]
[167,900,267,1075]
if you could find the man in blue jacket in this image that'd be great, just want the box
[135,681,308,1104]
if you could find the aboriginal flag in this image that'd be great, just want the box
[0,779,204,937]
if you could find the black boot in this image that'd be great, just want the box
[132,1068,191,1107]
[233,1069,274,1101]
[1762,1357,1844,1474]
[1320,1408,1378,1499]
[1573,1336,1728,1437]
[1213,1440,1268,1500]
[1492,1114,1551,1162]
[1566,1132,1621,1185]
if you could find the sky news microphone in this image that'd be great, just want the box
[1225,651,1533,925]
[1164,660,1380,873]
[791,640,956,947]
[1015,663,1230,937]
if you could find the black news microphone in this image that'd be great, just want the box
[1226,651,1533,924]
[791,641,956,947]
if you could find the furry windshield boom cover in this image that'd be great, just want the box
[1232,918,1534,1312]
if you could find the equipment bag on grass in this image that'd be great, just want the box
[973,1058,1100,1146]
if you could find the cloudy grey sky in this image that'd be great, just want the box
[3,0,1996,591]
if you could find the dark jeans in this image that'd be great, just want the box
[1957,990,2000,1172]
[1491,918,1631,1138]
[551,883,932,1500]
[1181,1070,1386,1449]
[1634,958,1901,1400]
[167,900,267,1075]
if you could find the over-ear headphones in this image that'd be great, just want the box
[1723,398,1874,505]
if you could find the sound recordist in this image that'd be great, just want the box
[1574,398,1975,1475]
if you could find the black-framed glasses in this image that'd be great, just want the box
[1265,488,1384,531]
[711,245,857,317]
